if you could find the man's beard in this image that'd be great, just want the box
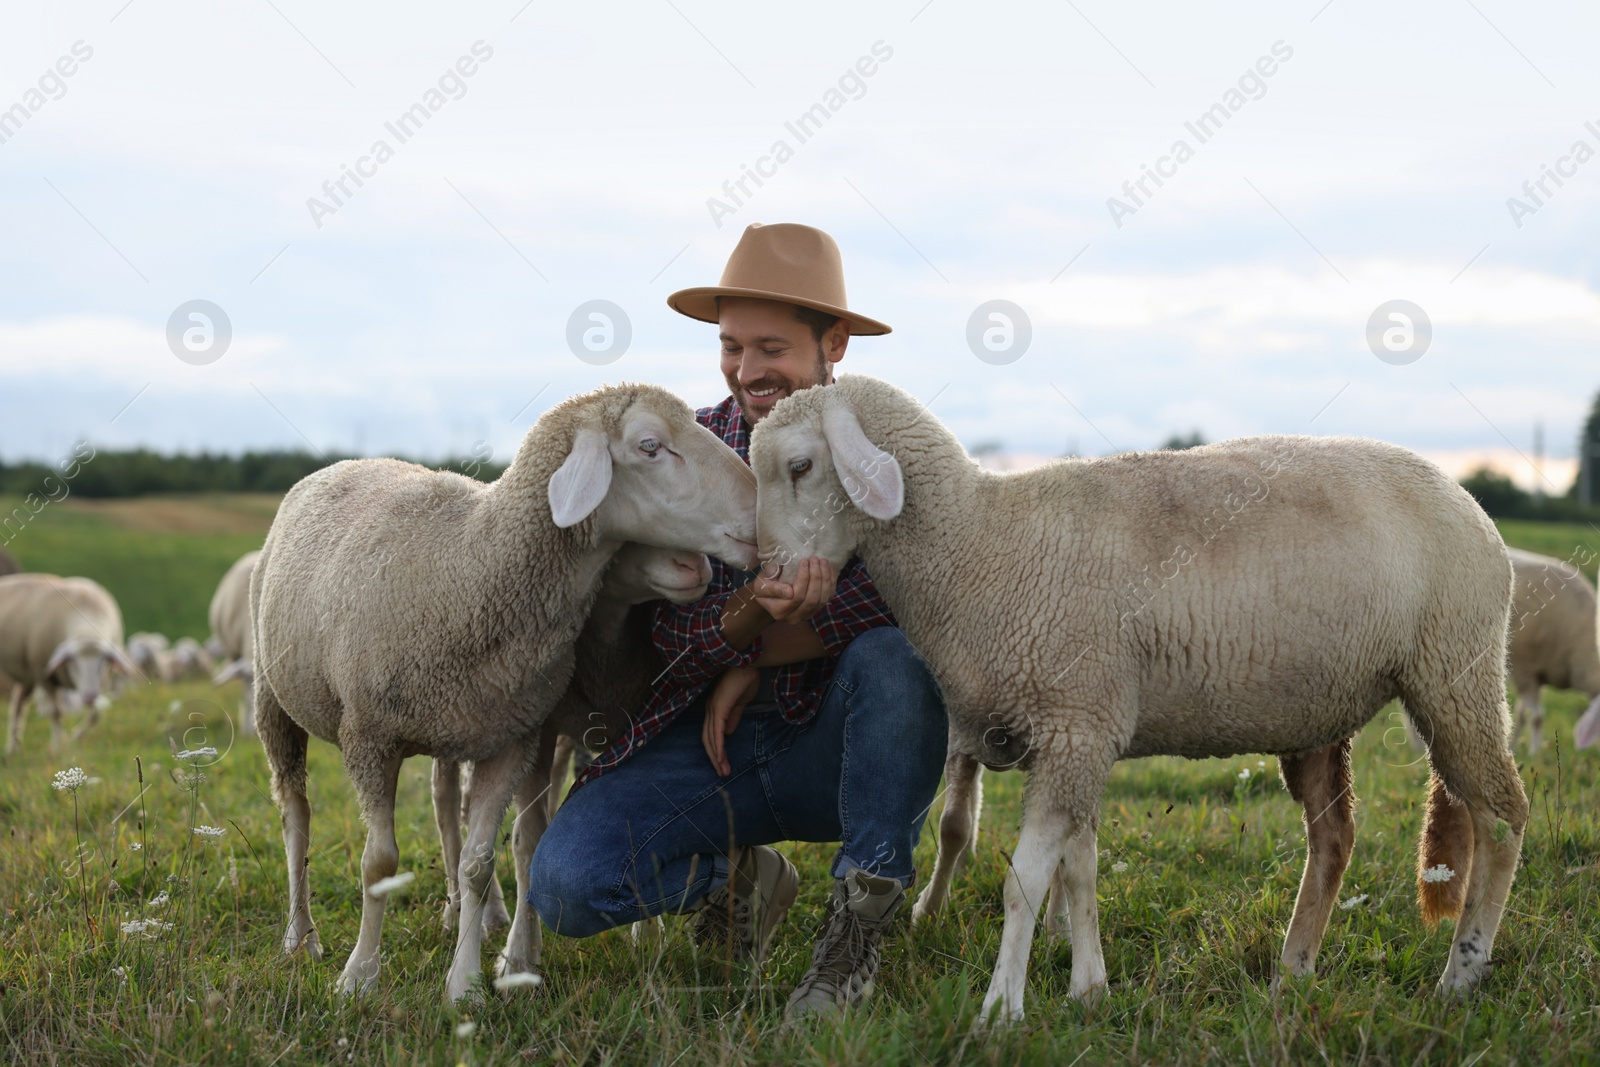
[728,348,830,419]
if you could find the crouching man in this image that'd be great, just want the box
[529,223,948,1018]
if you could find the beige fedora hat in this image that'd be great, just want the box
[668,222,892,336]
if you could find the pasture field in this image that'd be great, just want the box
[0,499,1598,1065]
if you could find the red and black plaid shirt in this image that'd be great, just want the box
[574,395,897,786]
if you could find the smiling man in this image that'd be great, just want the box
[529,222,948,1018]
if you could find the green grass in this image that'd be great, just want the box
[3,684,1598,1065]
[0,501,1598,1064]
[0,494,277,638]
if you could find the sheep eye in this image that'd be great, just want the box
[639,438,661,456]
[789,458,812,477]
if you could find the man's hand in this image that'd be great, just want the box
[702,665,760,776]
[749,557,838,624]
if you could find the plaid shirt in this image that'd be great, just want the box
[574,395,897,786]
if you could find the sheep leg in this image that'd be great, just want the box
[496,726,557,981]
[1054,823,1105,1001]
[1276,739,1355,984]
[1044,862,1072,942]
[258,685,322,960]
[447,738,538,1002]
[1516,687,1544,756]
[45,690,64,753]
[1413,678,1529,993]
[239,676,257,738]
[548,732,576,820]
[337,746,405,996]
[912,748,982,923]
[432,758,465,929]
[5,683,29,756]
[980,783,1077,1024]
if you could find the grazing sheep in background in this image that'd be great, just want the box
[0,548,19,577]
[0,574,135,754]
[253,382,758,1002]
[169,636,215,681]
[127,631,173,681]
[1505,549,1600,754]
[433,541,712,976]
[750,374,1527,1022]
[209,550,260,737]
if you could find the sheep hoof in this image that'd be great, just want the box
[977,993,1024,1028]
[283,928,323,961]
[482,900,512,934]
[440,900,459,930]
[336,959,378,996]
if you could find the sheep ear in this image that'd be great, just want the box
[1575,695,1600,750]
[45,638,81,676]
[822,403,903,521]
[549,428,613,528]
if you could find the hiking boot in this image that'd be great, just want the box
[784,868,905,1019]
[691,845,799,965]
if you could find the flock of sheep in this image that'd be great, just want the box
[3,375,1600,1021]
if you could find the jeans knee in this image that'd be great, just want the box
[527,834,613,938]
[837,627,945,718]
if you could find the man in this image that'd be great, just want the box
[529,222,947,1018]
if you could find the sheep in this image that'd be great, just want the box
[748,374,1528,1022]
[0,573,135,754]
[127,631,173,680]
[432,541,713,976]
[1503,548,1600,754]
[252,382,758,1002]
[209,550,260,736]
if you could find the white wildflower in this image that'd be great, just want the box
[168,700,182,713]
[493,971,543,990]
[368,871,416,899]
[455,1020,477,1037]
[112,966,128,981]
[149,890,170,908]
[120,918,173,937]
[1111,860,1129,873]
[128,842,143,851]
[1257,760,1266,768]
[175,747,218,761]
[1238,767,1251,781]
[192,825,226,839]
[52,767,89,793]
[336,1038,349,1049]
[1421,864,1456,884]
[1339,894,1369,911]
[93,694,112,712]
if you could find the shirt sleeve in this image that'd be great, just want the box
[652,586,765,688]
[808,557,897,656]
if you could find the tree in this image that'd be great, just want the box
[1160,430,1206,451]
[1579,389,1600,507]
[1460,466,1531,518]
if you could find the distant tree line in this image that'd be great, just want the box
[0,448,509,499]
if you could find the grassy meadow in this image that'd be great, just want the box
[2,498,1600,1065]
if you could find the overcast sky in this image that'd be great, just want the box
[2,0,1597,491]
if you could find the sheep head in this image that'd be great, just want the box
[544,384,759,570]
[749,377,904,584]
[605,543,713,605]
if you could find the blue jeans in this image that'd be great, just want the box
[528,626,948,937]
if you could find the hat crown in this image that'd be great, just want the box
[719,223,847,309]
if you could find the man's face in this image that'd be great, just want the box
[719,297,847,424]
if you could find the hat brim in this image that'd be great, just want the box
[667,287,892,336]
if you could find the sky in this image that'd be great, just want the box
[2,0,1597,493]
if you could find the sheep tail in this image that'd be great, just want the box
[1417,773,1472,925]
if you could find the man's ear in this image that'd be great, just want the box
[549,428,613,528]
[822,403,903,521]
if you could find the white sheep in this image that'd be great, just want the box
[749,374,1528,1022]
[432,541,712,975]
[0,573,135,753]
[209,550,260,737]
[1504,548,1600,753]
[253,382,758,1002]
[127,631,173,681]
